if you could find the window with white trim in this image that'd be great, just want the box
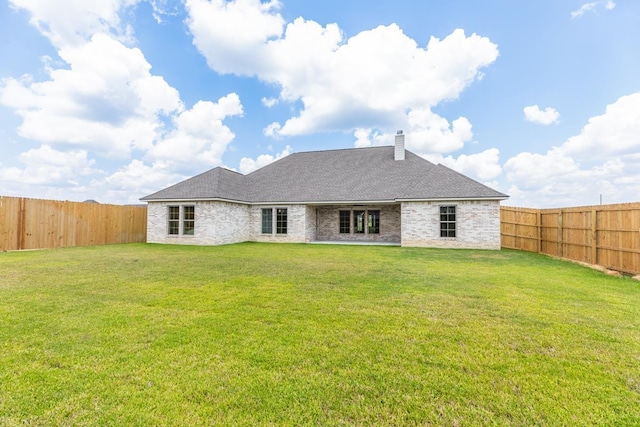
[183,206,195,235]
[440,205,456,238]
[168,206,180,235]
[339,210,350,233]
[367,210,380,234]
[261,207,288,235]
[276,208,288,234]
[261,208,273,234]
[167,205,195,236]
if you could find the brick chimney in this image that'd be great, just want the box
[394,130,405,161]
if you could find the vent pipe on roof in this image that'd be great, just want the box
[394,130,405,161]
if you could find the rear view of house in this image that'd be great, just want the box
[141,132,508,249]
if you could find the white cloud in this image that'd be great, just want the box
[186,0,285,75]
[186,0,498,152]
[261,97,278,107]
[354,128,373,148]
[1,2,246,203]
[571,1,615,18]
[562,92,640,159]
[0,145,98,185]
[571,2,598,18]
[0,34,183,157]
[9,0,140,47]
[352,128,390,148]
[263,122,282,138]
[148,94,243,169]
[0,28,244,176]
[427,148,502,181]
[239,145,292,174]
[100,159,187,204]
[407,109,474,154]
[504,92,640,207]
[523,105,560,125]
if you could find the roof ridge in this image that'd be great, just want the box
[291,145,392,155]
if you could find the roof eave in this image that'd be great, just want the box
[250,199,398,205]
[140,197,251,204]
[395,196,510,202]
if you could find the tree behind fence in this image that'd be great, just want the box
[501,203,640,275]
[0,196,147,251]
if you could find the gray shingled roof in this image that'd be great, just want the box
[140,146,508,203]
[141,166,249,202]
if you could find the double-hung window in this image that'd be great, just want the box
[440,205,456,238]
[168,205,195,236]
[367,210,380,234]
[261,207,288,235]
[261,208,273,234]
[276,208,288,234]
[168,206,180,235]
[339,211,351,233]
[183,206,195,235]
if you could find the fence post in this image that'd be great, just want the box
[557,209,563,257]
[591,207,597,265]
[537,210,542,253]
[18,197,27,250]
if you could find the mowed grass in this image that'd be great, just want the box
[1,243,639,426]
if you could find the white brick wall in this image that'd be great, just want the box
[211,202,251,244]
[146,201,249,245]
[249,204,308,243]
[304,206,317,242]
[401,200,501,249]
[147,199,501,249]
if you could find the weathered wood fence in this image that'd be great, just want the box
[0,196,147,251]
[501,203,640,275]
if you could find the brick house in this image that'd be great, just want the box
[141,132,508,249]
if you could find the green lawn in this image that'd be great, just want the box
[1,243,639,426]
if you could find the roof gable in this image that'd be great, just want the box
[140,167,248,202]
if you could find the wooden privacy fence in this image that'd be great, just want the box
[0,196,147,251]
[501,203,640,275]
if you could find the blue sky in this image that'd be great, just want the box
[1,0,639,207]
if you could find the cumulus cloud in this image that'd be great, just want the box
[561,92,640,159]
[523,105,560,125]
[239,145,292,174]
[261,97,278,107]
[407,109,474,154]
[354,128,373,148]
[427,148,502,181]
[352,128,390,148]
[0,145,98,185]
[571,1,615,19]
[186,0,498,152]
[186,0,285,75]
[505,92,640,207]
[2,1,245,203]
[0,34,183,157]
[97,159,188,203]
[148,94,243,169]
[9,0,140,47]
